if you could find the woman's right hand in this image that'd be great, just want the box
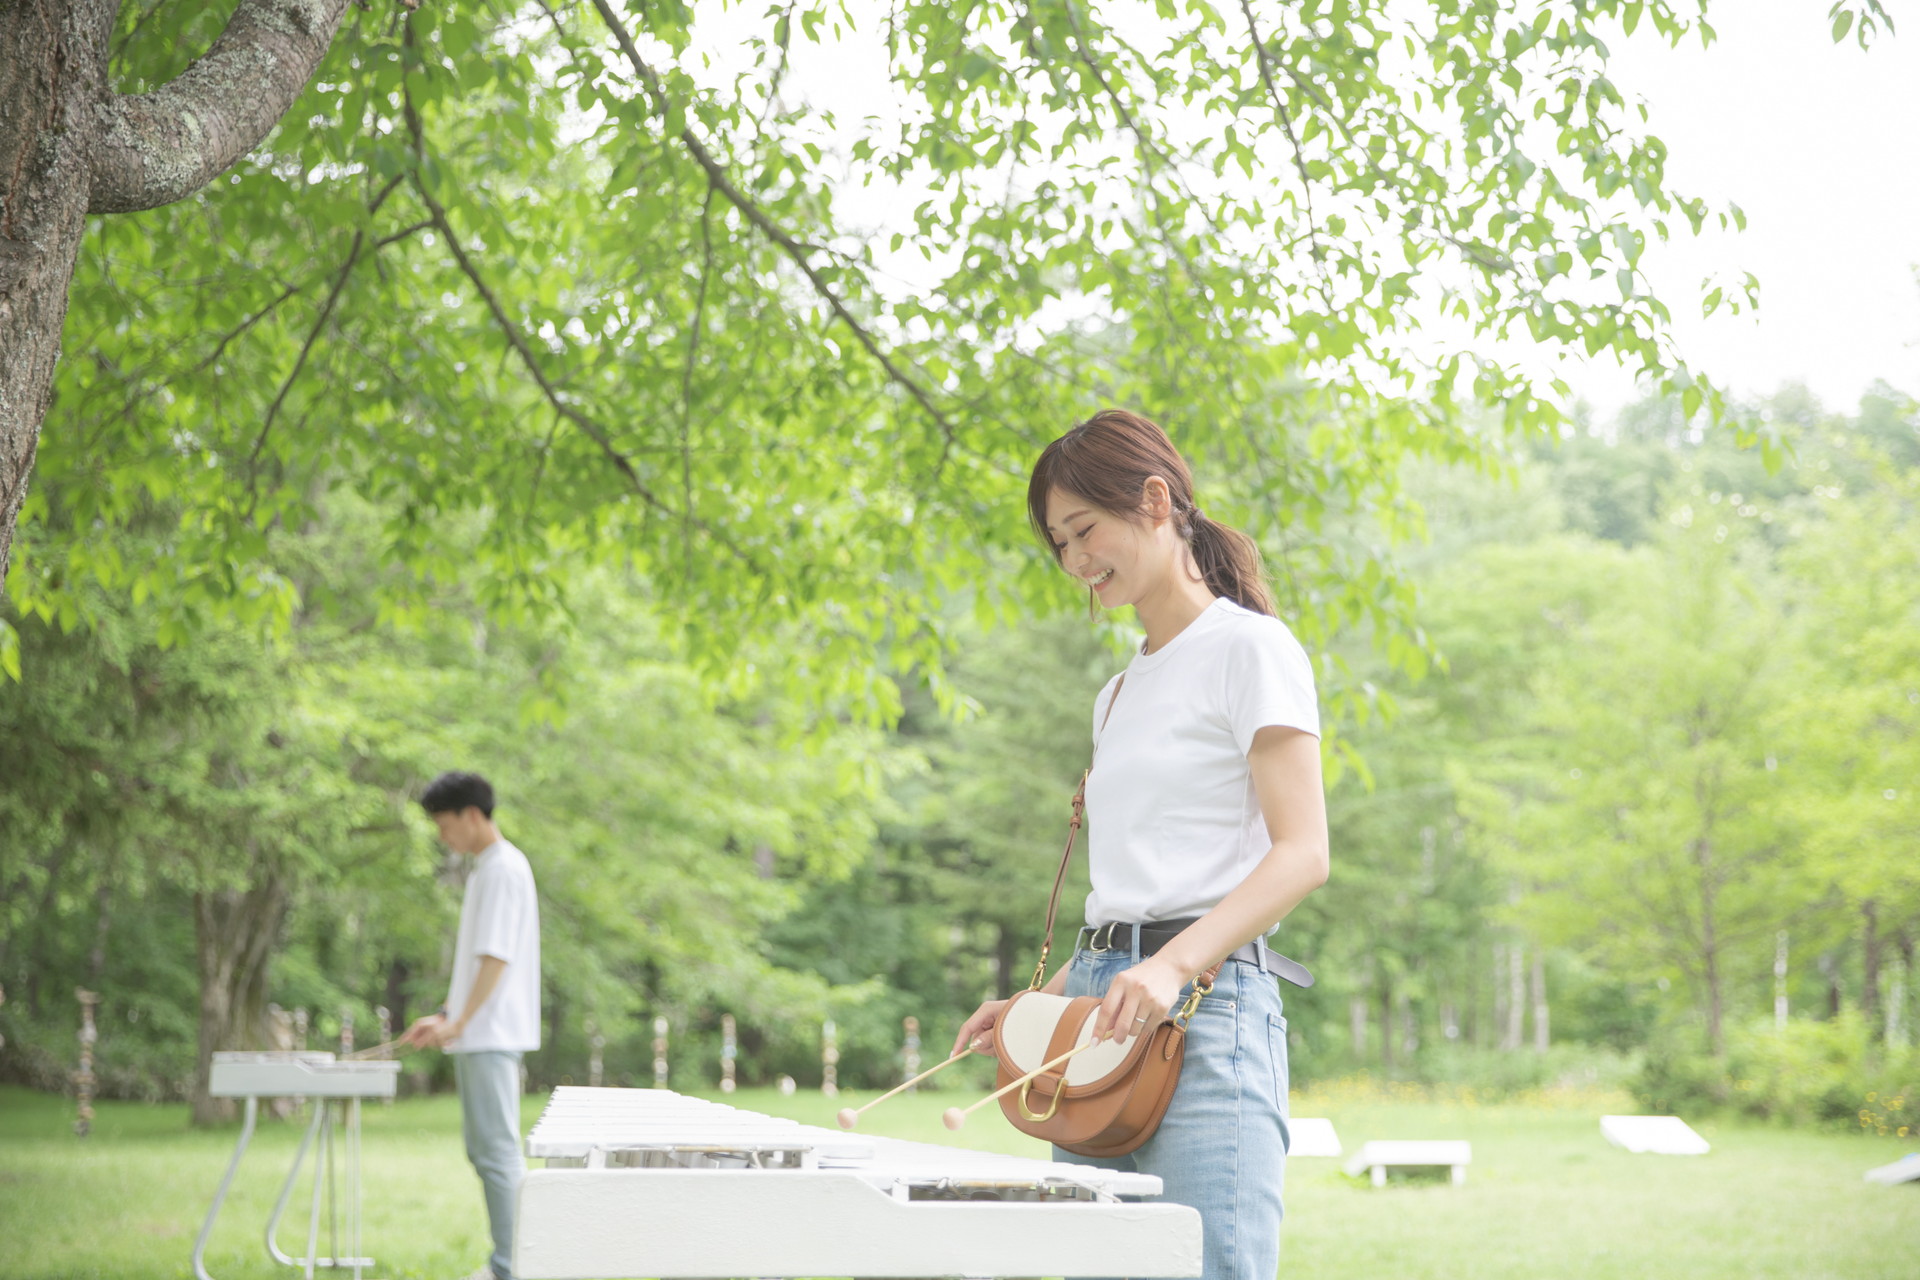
[952,998,1009,1059]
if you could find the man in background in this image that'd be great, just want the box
[402,771,541,1280]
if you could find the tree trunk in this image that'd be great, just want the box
[21,841,72,1018]
[1774,930,1790,1029]
[994,921,1018,1002]
[1887,947,1909,1049]
[1492,942,1508,1049]
[383,956,410,1044]
[1693,835,1724,1057]
[1896,929,1916,1050]
[1861,899,1882,1038]
[1348,993,1368,1060]
[1530,952,1549,1053]
[0,0,352,581]
[86,875,113,986]
[1505,941,1525,1051]
[0,1,113,581]
[1377,972,1393,1072]
[191,874,289,1125]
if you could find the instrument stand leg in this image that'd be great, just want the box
[348,1098,363,1280]
[193,1096,260,1280]
[284,1098,376,1275]
[267,1103,328,1265]
[328,1099,339,1276]
[304,1100,330,1280]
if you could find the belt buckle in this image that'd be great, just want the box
[1088,922,1118,953]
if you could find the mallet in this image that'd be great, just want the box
[836,1039,987,1130]
[941,1036,1106,1132]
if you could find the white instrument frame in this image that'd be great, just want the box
[515,1086,1202,1279]
[193,1052,400,1280]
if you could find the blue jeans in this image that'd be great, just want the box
[1054,944,1291,1280]
[454,1051,524,1280]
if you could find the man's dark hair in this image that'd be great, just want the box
[421,771,495,817]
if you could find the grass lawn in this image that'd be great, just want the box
[1,1080,1915,1280]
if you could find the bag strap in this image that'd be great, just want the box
[1029,674,1125,991]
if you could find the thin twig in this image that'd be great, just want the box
[586,0,957,449]
[244,228,367,500]
[1237,0,1336,311]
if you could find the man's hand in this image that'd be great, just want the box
[401,1013,461,1050]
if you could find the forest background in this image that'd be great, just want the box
[1,0,1915,1135]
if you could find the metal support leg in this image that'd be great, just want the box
[304,1100,329,1280]
[348,1098,363,1280]
[267,1102,328,1265]
[193,1096,260,1280]
[284,1098,374,1274]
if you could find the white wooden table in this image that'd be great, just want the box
[1343,1139,1472,1187]
[515,1086,1204,1278]
[195,1052,400,1280]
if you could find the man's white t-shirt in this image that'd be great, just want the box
[1083,597,1321,925]
[446,838,542,1054]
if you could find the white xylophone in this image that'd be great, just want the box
[195,1051,401,1280]
[516,1086,1203,1279]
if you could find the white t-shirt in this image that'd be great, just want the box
[1083,597,1321,924]
[446,838,542,1054]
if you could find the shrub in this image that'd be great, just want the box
[1633,1012,1920,1131]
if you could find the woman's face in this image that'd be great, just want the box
[1045,486,1165,610]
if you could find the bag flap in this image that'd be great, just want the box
[994,990,1156,1090]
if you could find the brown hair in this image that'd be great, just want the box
[1026,408,1276,617]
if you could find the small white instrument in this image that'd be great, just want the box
[515,1086,1203,1278]
[195,1051,401,1280]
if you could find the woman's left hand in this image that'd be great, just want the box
[1092,954,1188,1047]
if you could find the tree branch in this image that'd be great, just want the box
[1237,0,1335,311]
[406,164,762,573]
[88,0,353,215]
[245,225,367,499]
[585,0,957,449]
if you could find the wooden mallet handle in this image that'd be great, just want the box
[941,1037,1101,1131]
[836,1040,984,1130]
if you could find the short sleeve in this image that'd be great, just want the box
[1224,619,1320,754]
[467,866,523,964]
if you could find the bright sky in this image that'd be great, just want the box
[1562,3,1920,417]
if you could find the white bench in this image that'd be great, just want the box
[1865,1152,1920,1185]
[1600,1115,1710,1155]
[1286,1117,1342,1158]
[1343,1140,1471,1187]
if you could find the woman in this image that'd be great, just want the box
[952,408,1330,1280]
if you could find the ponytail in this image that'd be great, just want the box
[1027,409,1276,618]
[1183,509,1275,616]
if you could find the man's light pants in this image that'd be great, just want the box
[455,1050,524,1280]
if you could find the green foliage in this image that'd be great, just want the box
[1636,1013,1920,1132]
[14,0,1750,725]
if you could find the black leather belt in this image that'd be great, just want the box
[1078,919,1315,988]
